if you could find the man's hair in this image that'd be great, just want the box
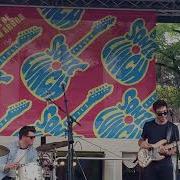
[152,99,168,112]
[19,126,36,139]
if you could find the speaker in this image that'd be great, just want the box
[56,151,104,180]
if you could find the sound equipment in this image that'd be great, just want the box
[56,151,104,180]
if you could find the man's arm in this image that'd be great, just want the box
[0,155,8,172]
[166,125,180,156]
[138,138,152,149]
[0,152,19,173]
[138,122,153,149]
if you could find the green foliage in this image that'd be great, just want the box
[155,23,180,108]
[156,85,180,108]
[156,23,180,73]
[156,23,180,47]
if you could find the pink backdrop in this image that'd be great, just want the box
[0,7,157,138]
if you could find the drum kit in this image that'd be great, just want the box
[0,141,68,180]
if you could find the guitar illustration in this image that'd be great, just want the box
[31,83,113,136]
[94,88,156,139]
[64,83,113,124]
[0,70,12,84]
[38,8,84,30]
[0,26,42,84]
[102,19,157,85]
[0,99,32,132]
[21,16,116,101]
[138,139,179,168]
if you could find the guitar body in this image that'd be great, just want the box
[138,139,167,168]
[21,16,116,101]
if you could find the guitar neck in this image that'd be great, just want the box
[65,99,92,122]
[0,100,31,131]
[70,16,116,56]
[0,43,20,66]
[63,84,112,124]
[165,141,180,149]
[0,26,42,67]
[70,31,99,56]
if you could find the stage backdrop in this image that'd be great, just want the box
[0,7,157,138]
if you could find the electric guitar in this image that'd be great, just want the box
[138,139,180,168]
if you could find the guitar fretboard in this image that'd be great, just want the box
[165,141,180,149]
[0,43,20,66]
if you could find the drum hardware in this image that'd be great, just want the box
[36,140,68,179]
[37,146,60,180]
[45,84,81,180]
[52,149,58,180]
[38,152,53,179]
[36,141,68,152]
[16,162,43,180]
[0,145,10,157]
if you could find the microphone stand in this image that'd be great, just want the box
[170,111,179,180]
[45,89,88,180]
[61,84,74,180]
[46,86,77,180]
[45,98,81,127]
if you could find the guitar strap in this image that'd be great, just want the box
[166,123,172,143]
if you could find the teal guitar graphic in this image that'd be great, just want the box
[19,83,114,136]
[94,88,157,139]
[38,8,84,30]
[0,70,12,84]
[0,26,42,84]
[0,99,32,132]
[102,19,157,85]
[21,16,116,101]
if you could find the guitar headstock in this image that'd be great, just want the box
[91,16,116,34]
[87,83,113,103]
[17,26,42,45]
[6,99,32,118]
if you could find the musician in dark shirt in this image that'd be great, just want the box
[138,99,179,180]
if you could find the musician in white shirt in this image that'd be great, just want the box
[0,126,38,180]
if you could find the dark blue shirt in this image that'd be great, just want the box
[141,119,179,165]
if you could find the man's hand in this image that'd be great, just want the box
[4,162,19,170]
[159,146,176,156]
[139,139,152,149]
[159,145,169,155]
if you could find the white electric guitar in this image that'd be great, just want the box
[138,139,180,168]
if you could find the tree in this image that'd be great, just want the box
[155,23,180,109]
[156,23,180,88]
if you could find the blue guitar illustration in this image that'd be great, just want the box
[102,19,157,85]
[0,99,32,132]
[94,88,157,139]
[21,16,116,101]
[0,70,12,84]
[0,26,42,84]
[38,8,84,30]
[14,83,113,136]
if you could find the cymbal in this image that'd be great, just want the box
[0,145,10,157]
[36,141,68,152]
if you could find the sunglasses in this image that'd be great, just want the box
[26,136,36,139]
[156,111,168,116]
